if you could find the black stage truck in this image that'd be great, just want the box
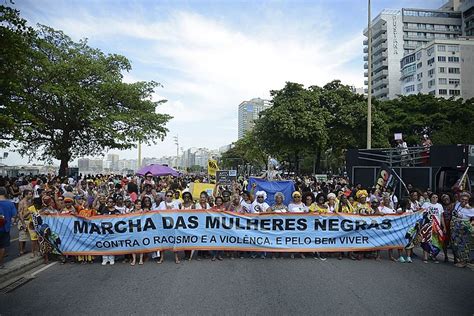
[346,144,474,198]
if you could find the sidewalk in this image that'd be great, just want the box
[0,255,43,284]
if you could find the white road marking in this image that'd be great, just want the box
[30,262,57,277]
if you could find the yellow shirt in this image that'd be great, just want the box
[353,202,372,215]
[314,204,329,214]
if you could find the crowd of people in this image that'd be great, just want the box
[0,172,473,268]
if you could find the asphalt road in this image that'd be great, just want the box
[3,226,21,264]
[0,252,473,315]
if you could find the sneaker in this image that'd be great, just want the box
[109,260,115,265]
[101,261,107,266]
[406,256,412,263]
[398,256,406,263]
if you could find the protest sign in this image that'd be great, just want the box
[189,183,215,198]
[207,159,218,177]
[216,170,237,185]
[42,211,422,255]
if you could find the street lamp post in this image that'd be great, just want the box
[367,0,372,149]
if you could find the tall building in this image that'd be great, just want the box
[400,38,474,99]
[106,154,119,171]
[460,0,474,36]
[363,2,465,100]
[237,98,271,139]
[78,158,89,171]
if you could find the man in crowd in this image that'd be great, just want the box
[0,187,17,268]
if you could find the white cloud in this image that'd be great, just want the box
[8,3,364,164]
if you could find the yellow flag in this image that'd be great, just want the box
[208,159,219,177]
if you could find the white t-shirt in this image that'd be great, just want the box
[454,205,474,220]
[241,200,253,213]
[158,200,181,210]
[194,202,210,210]
[422,202,444,223]
[380,206,396,214]
[288,203,308,213]
[250,201,269,213]
[33,185,41,198]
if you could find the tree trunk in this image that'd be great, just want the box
[59,157,69,177]
[315,147,322,174]
[294,152,299,176]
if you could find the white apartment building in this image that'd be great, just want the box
[400,38,474,99]
[364,10,405,100]
[237,98,271,139]
[363,2,466,100]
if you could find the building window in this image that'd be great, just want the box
[417,83,423,91]
[438,56,446,62]
[447,45,459,52]
[439,67,445,73]
[417,62,422,69]
[439,89,447,95]
[437,45,446,51]
[448,67,460,74]
[405,85,415,93]
[439,78,447,84]
[449,78,460,85]
[448,56,459,62]
[428,79,435,88]
[449,89,460,96]
[428,90,436,95]
[427,47,434,56]
[405,75,414,83]
[416,51,422,60]
[427,57,435,66]
[428,69,434,76]
[417,72,423,80]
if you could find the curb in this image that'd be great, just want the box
[0,255,44,285]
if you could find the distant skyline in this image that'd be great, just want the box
[3,0,445,166]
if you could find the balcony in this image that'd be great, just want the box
[364,71,368,77]
[373,78,389,89]
[364,55,368,61]
[372,33,387,47]
[372,51,388,63]
[372,42,388,55]
[403,26,462,34]
[364,62,368,69]
[373,87,389,97]
[363,39,368,45]
[373,61,388,73]
[363,47,368,53]
[364,80,368,86]
[373,69,388,80]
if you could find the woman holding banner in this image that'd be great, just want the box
[158,191,181,264]
[195,192,210,261]
[440,193,455,263]
[451,193,474,268]
[270,192,287,259]
[420,193,445,264]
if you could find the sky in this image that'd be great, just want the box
[3,0,444,166]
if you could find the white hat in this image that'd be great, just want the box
[255,191,267,200]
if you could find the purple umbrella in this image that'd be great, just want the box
[136,164,179,177]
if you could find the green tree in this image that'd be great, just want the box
[379,94,474,145]
[220,130,267,170]
[255,82,329,173]
[0,6,36,146]
[0,8,172,175]
[319,80,389,164]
